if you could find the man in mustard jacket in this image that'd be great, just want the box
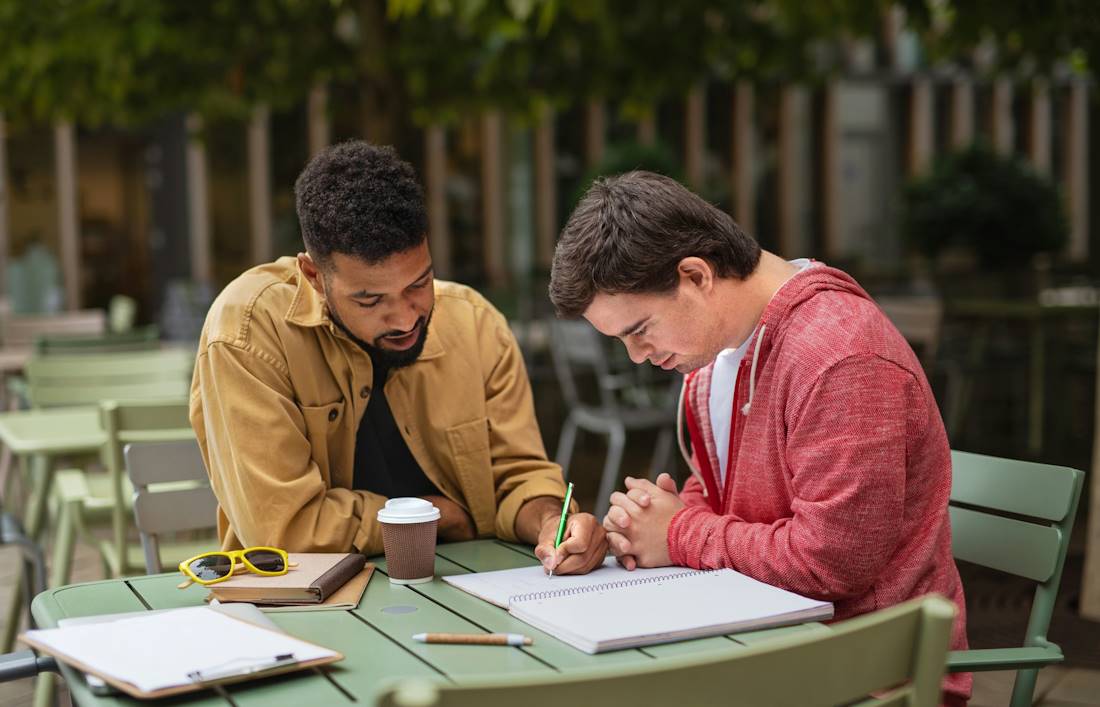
[190,141,606,574]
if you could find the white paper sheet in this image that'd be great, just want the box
[442,556,690,608]
[25,606,337,693]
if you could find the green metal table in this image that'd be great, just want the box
[31,539,828,706]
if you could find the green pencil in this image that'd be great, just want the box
[549,482,574,578]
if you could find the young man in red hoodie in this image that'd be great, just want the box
[548,171,970,705]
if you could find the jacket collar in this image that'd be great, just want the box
[284,260,445,361]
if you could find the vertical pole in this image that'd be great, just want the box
[950,78,975,148]
[54,121,81,310]
[909,77,935,175]
[185,113,212,284]
[637,112,657,146]
[248,104,273,265]
[534,105,557,271]
[684,84,706,190]
[821,82,841,259]
[308,83,331,158]
[0,112,9,298]
[584,99,606,167]
[778,86,809,258]
[1065,80,1089,262]
[425,124,451,279]
[991,77,1015,156]
[481,110,506,287]
[732,81,756,235]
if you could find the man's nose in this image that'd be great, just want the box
[624,339,649,365]
[388,300,421,332]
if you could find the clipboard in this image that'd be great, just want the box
[21,606,343,699]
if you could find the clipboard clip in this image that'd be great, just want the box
[186,652,298,683]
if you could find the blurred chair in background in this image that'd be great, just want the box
[32,355,195,582]
[107,294,138,334]
[125,438,217,574]
[1,310,106,350]
[33,326,160,356]
[548,319,677,518]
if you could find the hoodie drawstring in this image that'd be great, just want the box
[740,323,766,416]
[675,375,708,498]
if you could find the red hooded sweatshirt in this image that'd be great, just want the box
[669,264,970,704]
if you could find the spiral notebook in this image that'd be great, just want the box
[444,559,833,654]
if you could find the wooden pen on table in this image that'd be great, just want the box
[412,632,533,646]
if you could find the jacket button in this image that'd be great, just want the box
[359,386,369,398]
[328,409,338,422]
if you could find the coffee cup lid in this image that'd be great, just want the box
[377,497,441,524]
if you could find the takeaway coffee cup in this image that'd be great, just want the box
[377,498,441,585]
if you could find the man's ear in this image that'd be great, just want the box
[677,256,715,293]
[297,252,326,297]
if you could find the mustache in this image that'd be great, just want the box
[375,317,426,342]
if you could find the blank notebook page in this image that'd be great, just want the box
[508,569,833,653]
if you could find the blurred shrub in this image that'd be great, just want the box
[901,145,1068,268]
[569,141,684,208]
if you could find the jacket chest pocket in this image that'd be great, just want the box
[300,400,346,486]
[445,417,493,534]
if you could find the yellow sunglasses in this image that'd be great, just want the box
[177,547,291,588]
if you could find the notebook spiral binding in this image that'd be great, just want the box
[508,569,714,604]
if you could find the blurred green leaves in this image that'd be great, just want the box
[0,0,1091,130]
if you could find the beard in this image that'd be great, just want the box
[329,306,434,369]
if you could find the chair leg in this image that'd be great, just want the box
[648,427,674,481]
[50,500,79,588]
[554,415,580,481]
[1008,668,1040,707]
[32,672,57,707]
[1,569,23,653]
[595,427,626,519]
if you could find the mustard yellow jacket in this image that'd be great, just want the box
[190,257,568,555]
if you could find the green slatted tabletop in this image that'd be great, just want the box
[31,539,828,706]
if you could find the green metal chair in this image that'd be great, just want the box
[947,450,1085,707]
[33,325,160,355]
[50,398,195,584]
[377,596,956,707]
[124,438,218,574]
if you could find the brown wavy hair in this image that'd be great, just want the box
[549,171,761,317]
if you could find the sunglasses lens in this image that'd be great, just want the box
[188,554,232,581]
[244,549,285,573]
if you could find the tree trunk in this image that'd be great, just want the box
[185,114,212,285]
[248,104,273,265]
[308,83,331,158]
[909,77,934,176]
[534,105,557,272]
[778,86,809,258]
[0,112,8,297]
[684,84,706,190]
[585,99,606,167]
[356,0,404,146]
[481,111,506,287]
[732,81,756,236]
[424,124,450,278]
[950,79,974,148]
[54,121,80,310]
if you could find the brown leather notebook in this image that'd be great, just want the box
[208,553,366,604]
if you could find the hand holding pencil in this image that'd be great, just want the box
[532,483,608,576]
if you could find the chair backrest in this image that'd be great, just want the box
[376,596,955,707]
[96,397,195,577]
[949,450,1084,646]
[877,295,943,368]
[2,309,106,348]
[125,438,216,574]
[548,318,674,413]
[24,348,193,408]
[34,325,160,355]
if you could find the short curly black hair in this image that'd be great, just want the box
[294,140,427,267]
